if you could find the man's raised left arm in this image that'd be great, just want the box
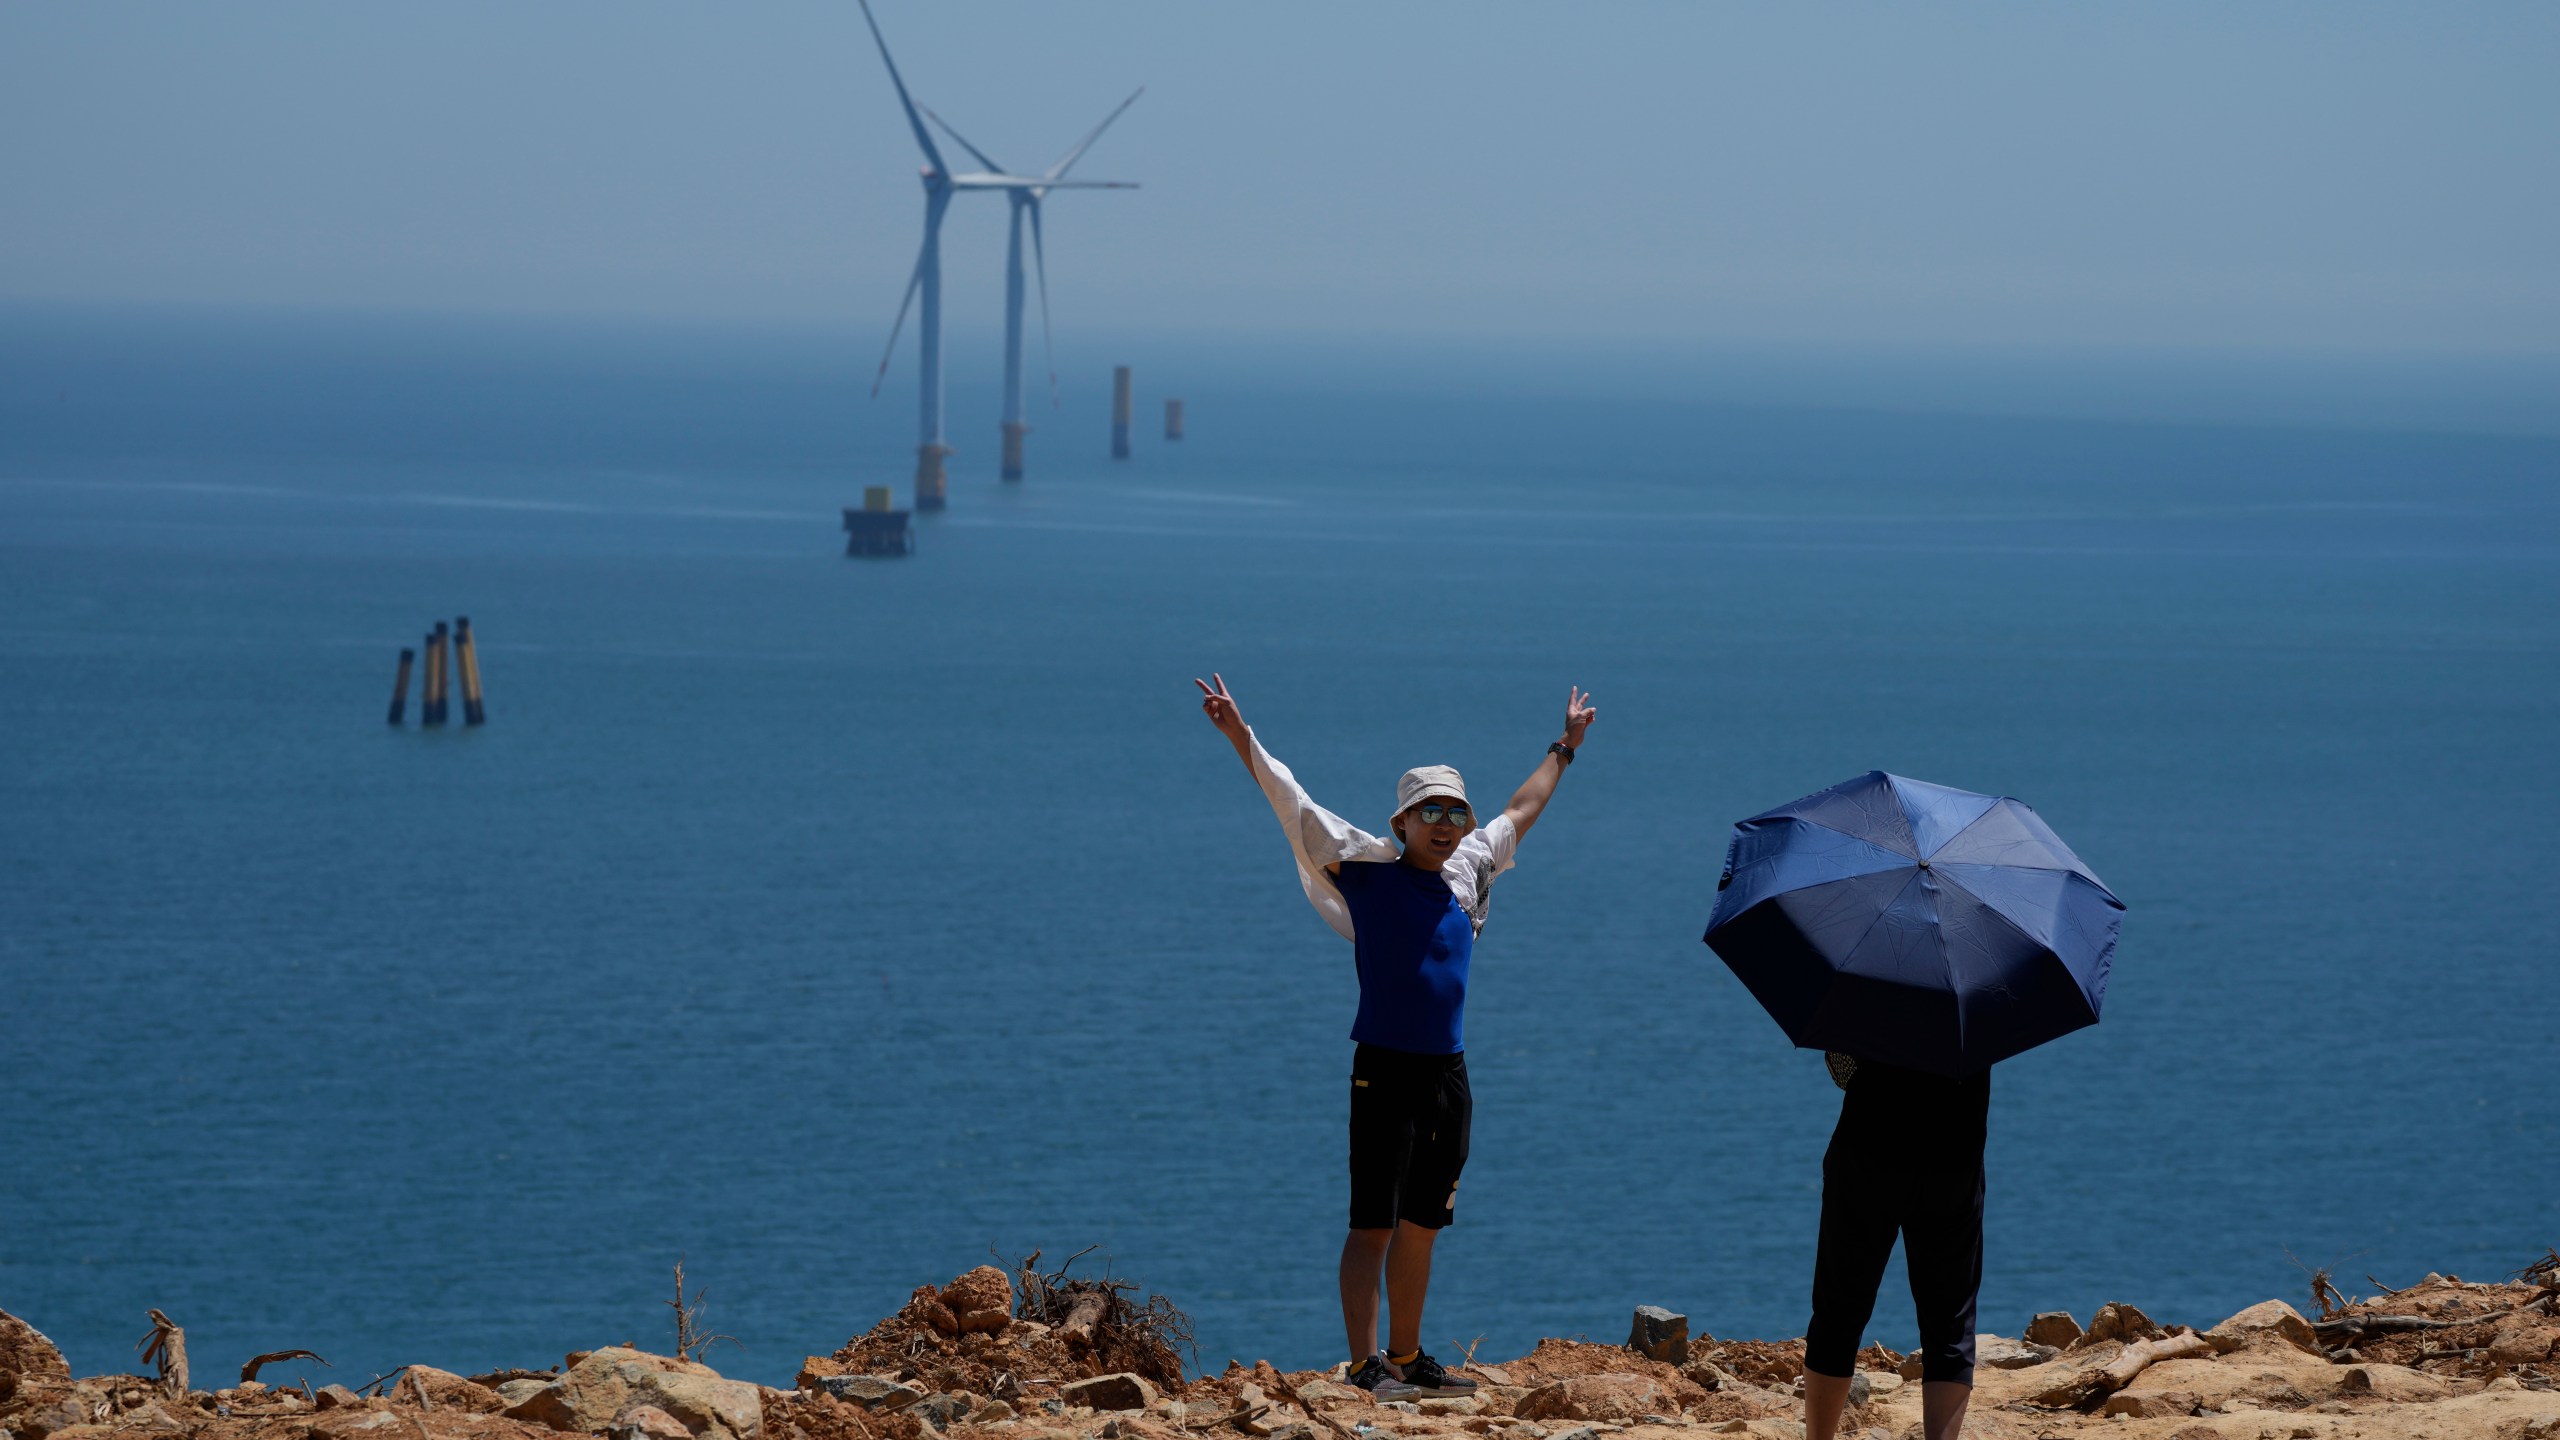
[1501,685,1598,842]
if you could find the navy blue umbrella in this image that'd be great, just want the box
[1704,771,2125,1077]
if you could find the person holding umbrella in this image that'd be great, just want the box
[1800,1054,1989,1440]
[1195,673,1596,1399]
[1701,771,2125,1440]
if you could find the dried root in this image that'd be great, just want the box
[1010,1247,1194,1387]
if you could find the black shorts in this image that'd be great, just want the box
[1347,1042,1471,1231]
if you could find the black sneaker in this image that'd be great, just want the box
[1346,1355,1399,1395]
[1390,1352,1476,1399]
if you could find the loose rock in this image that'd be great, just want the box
[2337,1364,2449,1402]
[2099,1390,2198,1419]
[403,1367,510,1415]
[2202,1300,2321,1357]
[0,1308,73,1395]
[18,1396,94,1439]
[2491,1323,2555,1366]
[1974,1335,2058,1370]
[2072,1303,2164,1350]
[1515,1375,1668,1424]
[1679,1361,1732,1393]
[812,1376,921,1411]
[612,1405,693,1440]
[942,1268,1016,1337]
[2024,1312,2083,1349]
[504,1347,761,1440]
[1626,1309,1690,1366]
[1060,1374,1160,1413]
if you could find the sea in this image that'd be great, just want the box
[3,303,2555,1389]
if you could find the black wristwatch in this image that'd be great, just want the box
[1547,740,1576,766]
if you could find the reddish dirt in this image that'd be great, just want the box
[1694,1337,1807,1387]
[764,1391,926,1440]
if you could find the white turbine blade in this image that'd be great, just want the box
[920,104,1007,176]
[856,0,945,173]
[1046,86,1143,181]
[1029,199,1059,408]
[870,246,927,399]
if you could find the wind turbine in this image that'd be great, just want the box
[857,1,1138,503]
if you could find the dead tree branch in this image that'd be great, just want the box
[135,1311,188,1398]
[1285,1384,1362,1440]
[2033,1332,2214,1410]
[1180,1404,1271,1432]
[241,1351,331,1385]
[2315,1306,2522,1342]
[669,1259,741,1363]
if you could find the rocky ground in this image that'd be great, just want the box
[5,1256,2556,1440]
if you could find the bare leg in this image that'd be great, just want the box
[1920,1380,1970,1440]
[1801,1371,1852,1440]
[1339,1228,1394,1367]
[1382,1221,1439,1357]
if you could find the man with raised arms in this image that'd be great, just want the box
[1194,674,1597,1399]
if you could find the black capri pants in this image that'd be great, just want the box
[1347,1043,1471,1230]
[1803,1060,1990,1387]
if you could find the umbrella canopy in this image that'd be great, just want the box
[1704,771,2125,1077]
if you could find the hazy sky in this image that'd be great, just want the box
[3,3,2555,353]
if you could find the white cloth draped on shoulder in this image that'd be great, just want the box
[1247,728,1518,942]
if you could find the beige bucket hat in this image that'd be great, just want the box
[1395,764,1468,817]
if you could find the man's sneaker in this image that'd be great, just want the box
[1346,1356,1401,1395]
[1391,1352,1477,1399]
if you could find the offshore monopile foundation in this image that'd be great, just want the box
[453,616,487,726]
[1001,422,1029,481]
[1111,366,1133,459]
[385,647,415,725]
[913,442,950,511]
[421,622,449,726]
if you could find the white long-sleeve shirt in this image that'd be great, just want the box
[1247,728,1518,942]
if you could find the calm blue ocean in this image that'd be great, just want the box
[3,307,2555,1389]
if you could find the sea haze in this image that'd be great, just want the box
[2,306,2555,1388]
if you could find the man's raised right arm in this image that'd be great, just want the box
[1194,673,1256,771]
[1197,672,1360,881]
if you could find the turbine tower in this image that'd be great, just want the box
[927,94,1142,480]
[858,1,1138,501]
